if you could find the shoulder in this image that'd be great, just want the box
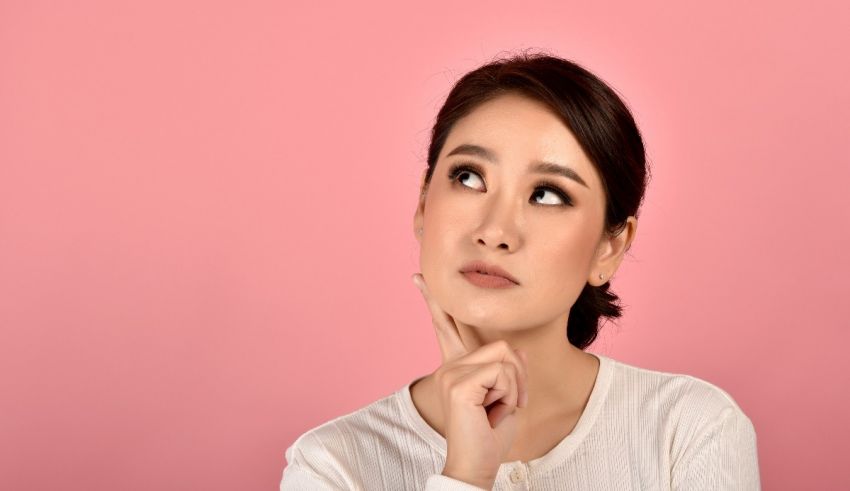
[281,387,413,488]
[602,355,760,486]
[606,355,752,424]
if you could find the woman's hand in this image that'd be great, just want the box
[412,273,529,490]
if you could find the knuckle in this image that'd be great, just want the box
[508,352,525,375]
[494,339,512,352]
[501,363,516,386]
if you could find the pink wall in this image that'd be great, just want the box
[1,1,848,489]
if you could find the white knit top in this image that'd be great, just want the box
[280,353,761,490]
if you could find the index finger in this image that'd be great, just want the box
[412,273,468,362]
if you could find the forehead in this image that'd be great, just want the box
[441,93,598,186]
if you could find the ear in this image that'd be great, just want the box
[413,169,428,242]
[588,216,638,286]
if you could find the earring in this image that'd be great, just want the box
[598,273,604,280]
[417,228,423,235]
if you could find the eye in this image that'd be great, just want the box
[448,163,486,191]
[532,181,573,206]
[447,163,573,207]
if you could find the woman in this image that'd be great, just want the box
[280,51,761,490]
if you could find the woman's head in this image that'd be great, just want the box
[412,51,649,350]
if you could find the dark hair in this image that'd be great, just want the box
[421,49,650,350]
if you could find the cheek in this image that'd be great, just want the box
[418,203,454,275]
[420,223,459,280]
[421,193,470,252]
[534,224,598,280]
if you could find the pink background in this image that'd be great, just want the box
[1,1,848,489]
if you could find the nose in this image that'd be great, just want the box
[473,195,521,252]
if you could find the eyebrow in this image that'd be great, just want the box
[445,143,589,188]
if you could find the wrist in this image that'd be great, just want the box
[441,467,495,490]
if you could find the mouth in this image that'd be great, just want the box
[460,270,518,289]
[458,260,520,287]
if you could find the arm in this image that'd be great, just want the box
[671,407,761,490]
[279,434,349,491]
[425,474,491,490]
[280,464,344,491]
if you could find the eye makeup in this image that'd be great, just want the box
[446,162,574,207]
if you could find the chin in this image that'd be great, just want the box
[451,302,519,328]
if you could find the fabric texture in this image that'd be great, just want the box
[280,353,761,490]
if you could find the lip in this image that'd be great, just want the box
[458,260,520,286]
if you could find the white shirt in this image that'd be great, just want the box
[280,352,761,490]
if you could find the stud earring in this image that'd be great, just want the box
[417,228,423,235]
[598,273,604,280]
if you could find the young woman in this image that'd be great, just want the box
[280,51,761,490]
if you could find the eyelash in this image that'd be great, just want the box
[446,162,574,207]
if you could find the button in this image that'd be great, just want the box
[509,466,525,483]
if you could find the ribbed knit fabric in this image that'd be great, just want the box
[280,353,761,490]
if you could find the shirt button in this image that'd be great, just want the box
[509,466,525,483]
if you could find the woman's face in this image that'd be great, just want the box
[414,92,632,333]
